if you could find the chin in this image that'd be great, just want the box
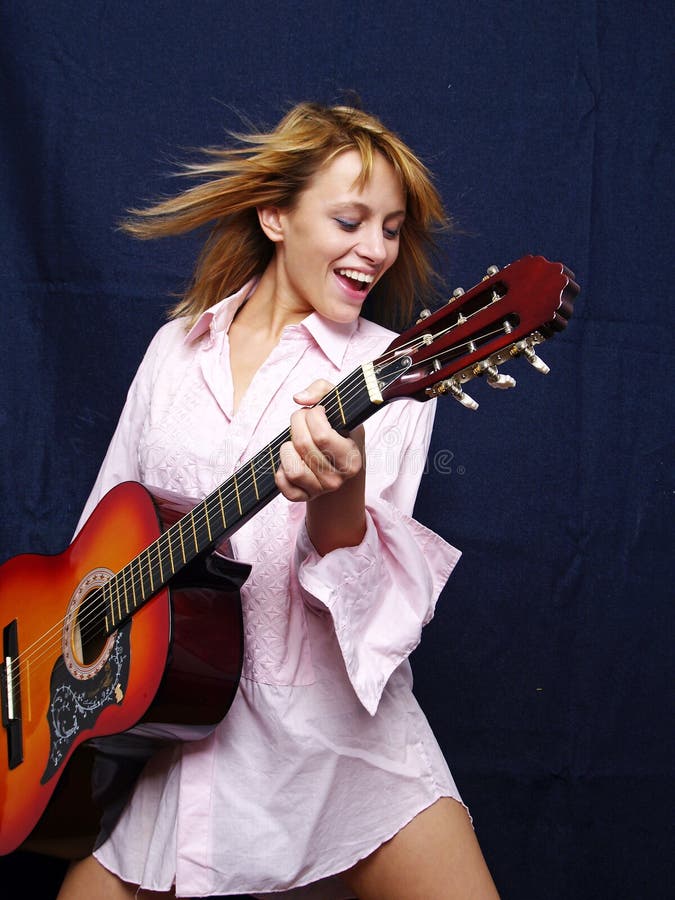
[330,305,363,324]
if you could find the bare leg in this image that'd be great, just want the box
[57,854,176,900]
[341,797,500,900]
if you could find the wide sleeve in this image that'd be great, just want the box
[72,326,168,538]
[294,397,461,715]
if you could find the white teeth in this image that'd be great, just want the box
[337,269,374,284]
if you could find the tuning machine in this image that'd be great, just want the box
[473,362,517,390]
[522,346,550,374]
[510,337,551,374]
[426,377,479,410]
[445,286,465,306]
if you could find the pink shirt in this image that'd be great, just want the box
[83,282,464,897]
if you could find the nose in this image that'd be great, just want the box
[356,224,387,264]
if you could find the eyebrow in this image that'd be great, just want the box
[331,201,406,217]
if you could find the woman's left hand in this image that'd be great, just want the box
[275,380,367,555]
[275,380,364,502]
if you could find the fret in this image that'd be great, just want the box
[250,460,259,499]
[337,369,375,430]
[250,447,278,505]
[116,567,123,618]
[137,553,145,599]
[193,507,213,552]
[116,564,123,615]
[217,486,227,528]
[146,548,155,594]
[120,565,130,617]
[219,480,244,532]
[235,469,258,517]
[232,473,243,515]
[177,519,187,564]
[189,512,199,554]
[136,558,146,603]
[152,543,162,590]
[203,500,213,543]
[110,572,119,625]
[114,574,122,627]
[130,556,139,608]
[105,576,113,625]
[105,580,114,631]
[157,541,164,584]
[204,494,220,538]
[114,574,122,622]
[165,529,175,574]
[334,385,346,426]
[155,546,163,587]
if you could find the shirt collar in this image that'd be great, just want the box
[184,279,256,344]
[298,312,359,369]
[185,278,359,369]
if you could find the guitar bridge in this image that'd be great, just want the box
[1,619,23,769]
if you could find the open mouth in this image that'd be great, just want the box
[335,268,375,293]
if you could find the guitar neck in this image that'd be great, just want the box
[101,357,404,633]
[74,255,581,638]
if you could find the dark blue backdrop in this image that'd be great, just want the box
[1,2,672,898]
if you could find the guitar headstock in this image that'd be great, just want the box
[375,255,579,409]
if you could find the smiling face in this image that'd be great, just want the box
[258,149,406,324]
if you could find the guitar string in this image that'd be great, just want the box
[7,314,512,692]
[70,322,451,640]
[7,358,381,685]
[5,362,376,686]
[7,319,506,690]
[6,318,501,690]
[83,308,510,630]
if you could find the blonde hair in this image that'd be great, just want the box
[121,102,450,330]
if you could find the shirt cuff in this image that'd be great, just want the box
[295,501,461,715]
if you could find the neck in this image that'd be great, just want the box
[233,261,311,342]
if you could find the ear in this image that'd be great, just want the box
[257,206,285,243]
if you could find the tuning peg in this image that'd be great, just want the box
[448,381,479,410]
[510,339,551,375]
[416,308,432,324]
[472,360,516,390]
[426,378,479,409]
[482,265,500,281]
[449,287,465,302]
[523,347,550,374]
[485,366,517,390]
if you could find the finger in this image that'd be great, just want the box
[302,407,363,481]
[274,466,311,503]
[289,407,348,491]
[275,441,323,501]
[292,379,334,408]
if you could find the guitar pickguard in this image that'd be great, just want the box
[41,624,131,783]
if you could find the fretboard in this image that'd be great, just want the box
[100,360,387,634]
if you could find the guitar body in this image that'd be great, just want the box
[0,481,248,857]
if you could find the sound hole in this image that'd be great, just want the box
[72,588,108,666]
[63,568,117,679]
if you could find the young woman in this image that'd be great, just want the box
[57,102,500,900]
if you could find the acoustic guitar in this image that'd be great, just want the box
[0,254,579,857]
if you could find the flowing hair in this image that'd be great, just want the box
[120,102,450,331]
